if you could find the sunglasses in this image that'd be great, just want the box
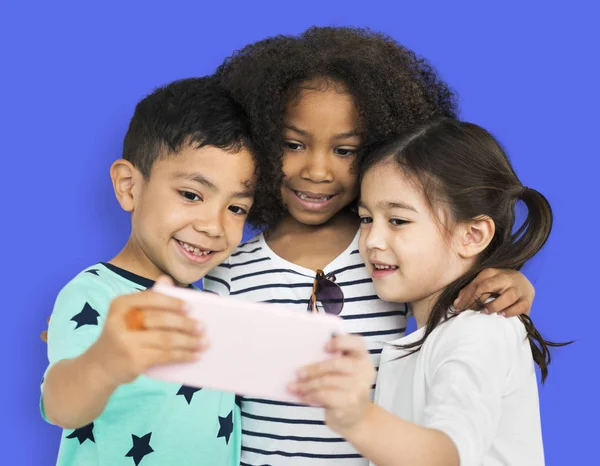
[307,269,344,315]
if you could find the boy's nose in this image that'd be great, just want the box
[193,213,225,239]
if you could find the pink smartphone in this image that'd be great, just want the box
[145,284,346,403]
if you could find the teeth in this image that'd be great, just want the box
[296,191,331,202]
[374,264,396,270]
[179,241,210,256]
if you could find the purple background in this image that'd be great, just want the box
[2,0,598,464]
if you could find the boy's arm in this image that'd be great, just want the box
[42,279,203,429]
[41,277,112,428]
[43,342,120,428]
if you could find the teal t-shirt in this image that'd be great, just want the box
[40,262,241,466]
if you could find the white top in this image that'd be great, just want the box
[204,231,408,466]
[374,311,544,466]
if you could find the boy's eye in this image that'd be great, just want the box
[334,147,357,157]
[229,205,248,216]
[284,141,304,151]
[359,216,373,224]
[390,218,409,226]
[180,191,201,202]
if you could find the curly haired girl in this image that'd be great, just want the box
[204,27,537,466]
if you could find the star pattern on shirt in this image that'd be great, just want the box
[70,302,100,329]
[217,410,234,444]
[66,422,95,444]
[125,433,154,465]
[85,269,100,276]
[176,385,202,404]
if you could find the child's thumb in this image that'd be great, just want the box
[154,275,175,287]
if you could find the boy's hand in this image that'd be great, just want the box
[454,268,535,317]
[89,283,206,385]
[288,335,375,435]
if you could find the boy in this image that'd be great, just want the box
[41,77,260,465]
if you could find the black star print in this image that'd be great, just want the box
[125,433,154,465]
[70,302,100,329]
[66,422,95,444]
[217,411,234,444]
[85,269,100,276]
[176,385,202,404]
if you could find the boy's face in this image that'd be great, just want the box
[123,144,255,285]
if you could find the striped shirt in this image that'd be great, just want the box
[204,230,408,466]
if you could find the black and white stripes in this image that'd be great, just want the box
[204,232,408,466]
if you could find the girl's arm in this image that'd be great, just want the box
[289,336,459,466]
[292,314,516,466]
[343,403,458,466]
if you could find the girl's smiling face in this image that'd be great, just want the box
[358,161,469,310]
[280,78,361,226]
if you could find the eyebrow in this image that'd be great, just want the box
[172,172,254,199]
[357,200,418,213]
[284,125,361,141]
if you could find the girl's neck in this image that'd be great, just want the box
[265,209,360,271]
[410,296,436,329]
[268,208,360,239]
[411,287,451,329]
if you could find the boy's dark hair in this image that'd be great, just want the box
[214,26,459,227]
[360,117,570,382]
[122,76,269,228]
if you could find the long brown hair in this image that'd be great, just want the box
[360,118,570,382]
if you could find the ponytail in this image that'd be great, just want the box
[369,118,572,382]
[396,184,571,383]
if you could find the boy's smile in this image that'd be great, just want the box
[113,144,255,286]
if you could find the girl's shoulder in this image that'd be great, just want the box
[427,310,528,356]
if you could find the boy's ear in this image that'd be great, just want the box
[456,215,495,259]
[110,159,142,212]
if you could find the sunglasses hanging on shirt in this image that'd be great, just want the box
[307,269,344,315]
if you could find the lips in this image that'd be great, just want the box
[369,260,399,279]
[293,190,336,202]
[176,239,213,256]
[372,263,399,271]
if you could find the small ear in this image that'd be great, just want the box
[110,159,140,212]
[456,215,495,259]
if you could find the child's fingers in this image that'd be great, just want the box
[326,334,368,357]
[139,329,206,352]
[454,273,507,310]
[41,315,51,342]
[154,275,175,287]
[289,375,354,396]
[116,291,185,315]
[298,357,355,380]
[480,286,518,314]
[496,298,530,318]
[140,309,203,336]
[145,347,201,366]
[301,389,345,408]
